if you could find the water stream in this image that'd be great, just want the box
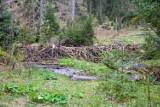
[37,65,97,80]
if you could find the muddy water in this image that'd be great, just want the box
[37,65,81,76]
[37,65,97,80]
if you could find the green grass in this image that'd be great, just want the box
[0,67,110,107]
[145,59,160,67]
[96,29,146,46]
[98,72,160,107]
[0,58,160,107]
[121,36,145,45]
[96,35,145,46]
[60,58,111,76]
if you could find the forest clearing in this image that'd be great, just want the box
[0,0,160,107]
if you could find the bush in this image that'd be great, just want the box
[143,34,160,59]
[0,49,16,66]
[99,74,137,102]
[45,74,57,80]
[4,83,39,95]
[100,50,130,70]
[30,91,67,105]
[60,17,95,46]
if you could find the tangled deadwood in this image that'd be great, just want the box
[21,44,138,62]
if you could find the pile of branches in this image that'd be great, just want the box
[22,44,138,62]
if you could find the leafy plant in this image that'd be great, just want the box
[0,85,4,96]
[30,91,67,105]
[4,83,39,95]
[4,83,19,95]
[45,74,57,80]
[71,92,84,99]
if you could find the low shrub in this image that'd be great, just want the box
[30,91,67,105]
[98,73,137,102]
[0,49,16,66]
[45,74,57,80]
[98,72,160,106]
[71,92,84,99]
[143,34,160,59]
[100,50,130,70]
[4,83,39,95]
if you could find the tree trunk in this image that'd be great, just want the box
[99,0,102,23]
[8,0,11,8]
[71,0,75,21]
[40,0,43,34]
[32,0,35,33]
[157,27,160,37]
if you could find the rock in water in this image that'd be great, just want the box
[131,74,140,81]
[71,75,97,81]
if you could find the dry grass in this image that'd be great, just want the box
[95,26,146,45]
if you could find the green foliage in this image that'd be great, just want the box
[30,91,67,105]
[134,0,160,60]
[134,0,160,36]
[145,59,160,67]
[45,74,57,80]
[100,50,130,70]
[0,84,4,96]
[4,83,39,95]
[60,58,111,76]
[0,60,160,106]
[86,0,135,26]
[98,72,160,106]
[0,49,16,65]
[143,33,160,59]
[99,73,137,102]
[61,17,95,46]
[0,4,12,49]
[0,2,21,49]
[42,7,60,41]
[71,92,84,99]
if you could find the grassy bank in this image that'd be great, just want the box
[0,58,160,107]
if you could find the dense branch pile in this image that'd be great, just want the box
[22,45,138,62]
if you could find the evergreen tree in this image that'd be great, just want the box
[0,1,12,49]
[134,0,160,59]
[134,0,160,36]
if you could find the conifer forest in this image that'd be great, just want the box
[0,0,160,107]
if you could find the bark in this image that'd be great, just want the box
[8,0,11,8]
[40,0,43,34]
[157,27,160,37]
[32,0,35,32]
[99,0,102,23]
[71,0,75,21]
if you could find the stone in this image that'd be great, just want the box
[131,74,140,81]
[71,75,97,81]
[131,74,146,81]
